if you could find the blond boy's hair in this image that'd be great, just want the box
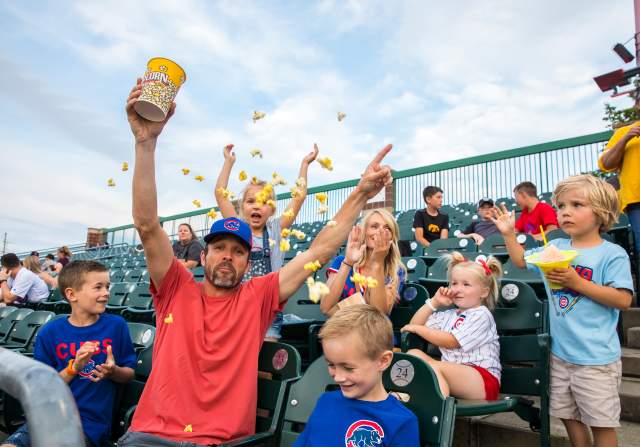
[319,305,393,360]
[553,174,619,232]
[446,252,503,310]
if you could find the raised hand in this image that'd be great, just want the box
[90,345,116,383]
[489,204,516,236]
[431,287,456,309]
[302,143,320,166]
[371,228,392,263]
[223,144,236,164]
[345,226,366,265]
[356,144,393,199]
[126,78,175,144]
[72,341,100,373]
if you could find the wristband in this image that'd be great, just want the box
[425,299,437,312]
[342,261,353,268]
[66,359,79,376]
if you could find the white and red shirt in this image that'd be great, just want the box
[426,306,501,381]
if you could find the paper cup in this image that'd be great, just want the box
[134,57,186,122]
[525,250,579,289]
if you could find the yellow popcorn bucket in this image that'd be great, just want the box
[134,57,186,122]
[525,250,579,290]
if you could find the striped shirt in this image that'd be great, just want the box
[426,306,501,381]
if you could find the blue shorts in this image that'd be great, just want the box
[265,311,283,339]
[4,424,95,447]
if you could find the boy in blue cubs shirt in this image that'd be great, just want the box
[294,305,419,446]
[492,174,633,447]
[2,261,136,447]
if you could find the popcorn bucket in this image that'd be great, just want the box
[525,250,579,289]
[134,57,186,122]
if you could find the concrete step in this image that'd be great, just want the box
[622,347,640,378]
[621,377,640,423]
[453,412,640,447]
[628,327,640,349]
[622,308,640,336]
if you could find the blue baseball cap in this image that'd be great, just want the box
[203,217,252,250]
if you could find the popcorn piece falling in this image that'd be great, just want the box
[317,157,334,171]
[164,313,174,324]
[182,168,190,175]
[266,199,276,210]
[239,170,248,181]
[306,277,330,303]
[272,172,287,186]
[192,199,202,208]
[252,110,266,123]
[295,177,306,188]
[194,175,205,182]
[122,162,129,172]
[318,205,329,215]
[304,260,322,272]
[280,239,291,252]
[269,238,276,248]
[337,111,347,122]
[315,192,327,204]
[207,209,217,219]
[290,187,301,199]
[282,209,294,218]
[107,178,116,187]
[291,229,306,240]
[251,176,260,185]
[351,272,379,289]
[281,228,291,238]
[326,220,337,227]
[216,187,234,199]
[184,424,193,433]
[250,148,263,158]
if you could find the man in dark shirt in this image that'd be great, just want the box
[460,198,499,245]
[413,186,449,248]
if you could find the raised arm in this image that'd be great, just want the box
[280,144,319,229]
[278,145,393,303]
[490,204,525,268]
[126,79,175,288]
[214,144,239,218]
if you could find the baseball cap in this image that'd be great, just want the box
[203,217,252,250]
[30,251,39,256]
[478,198,494,208]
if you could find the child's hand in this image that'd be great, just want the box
[400,324,423,334]
[72,342,100,372]
[90,345,116,383]
[489,204,515,236]
[432,287,455,308]
[544,267,581,290]
[302,143,319,166]
[345,226,366,265]
[223,144,236,164]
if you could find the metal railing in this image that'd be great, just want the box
[97,131,613,246]
[0,348,84,446]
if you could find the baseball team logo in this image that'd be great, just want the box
[452,314,466,330]
[559,296,569,309]
[78,359,96,378]
[345,420,384,447]
[224,219,241,232]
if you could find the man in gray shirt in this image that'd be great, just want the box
[460,198,500,245]
[0,253,50,305]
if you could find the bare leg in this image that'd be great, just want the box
[562,419,591,447]
[591,426,617,447]
[407,349,450,396]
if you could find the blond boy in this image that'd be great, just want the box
[492,175,633,447]
[293,305,419,446]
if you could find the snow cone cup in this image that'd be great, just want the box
[134,57,186,122]
[525,250,579,290]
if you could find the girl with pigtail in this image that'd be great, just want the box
[402,251,503,401]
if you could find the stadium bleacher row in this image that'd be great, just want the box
[1,196,639,446]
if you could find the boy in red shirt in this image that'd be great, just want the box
[513,181,558,241]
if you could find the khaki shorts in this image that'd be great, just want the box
[550,354,622,427]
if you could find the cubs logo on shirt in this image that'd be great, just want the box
[345,420,384,447]
[224,218,241,231]
[78,359,96,379]
[451,314,466,330]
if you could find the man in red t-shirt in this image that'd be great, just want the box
[118,79,394,447]
[513,181,558,241]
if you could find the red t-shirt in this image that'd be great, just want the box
[129,259,282,445]
[515,202,558,235]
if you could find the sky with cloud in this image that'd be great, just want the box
[0,0,636,253]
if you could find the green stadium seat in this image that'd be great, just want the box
[105,283,135,314]
[123,269,144,283]
[479,233,538,263]
[0,308,34,344]
[419,256,449,297]
[502,260,546,298]
[126,322,155,353]
[281,287,327,369]
[0,306,18,321]
[116,283,153,320]
[37,288,64,312]
[421,238,478,267]
[403,256,427,283]
[0,311,54,352]
[192,266,205,282]
[389,283,428,347]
